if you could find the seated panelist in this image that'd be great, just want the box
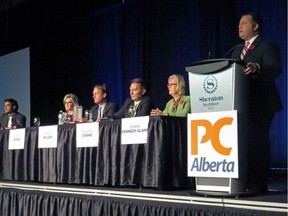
[113,78,154,118]
[150,74,191,117]
[0,98,26,129]
[63,93,79,122]
[91,84,118,121]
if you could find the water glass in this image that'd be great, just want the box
[84,110,90,120]
[85,110,93,122]
[34,117,41,127]
[88,110,93,122]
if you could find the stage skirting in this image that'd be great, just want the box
[0,116,193,188]
[0,182,286,216]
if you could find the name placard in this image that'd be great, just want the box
[187,110,238,178]
[38,125,58,148]
[76,122,99,148]
[8,128,26,150]
[121,116,149,145]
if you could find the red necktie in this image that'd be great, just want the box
[241,42,250,60]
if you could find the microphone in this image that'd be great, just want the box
[128,104,136,117]
[223,44,245,58]
[208,51,212,59]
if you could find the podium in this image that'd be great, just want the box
[185,59,248,195]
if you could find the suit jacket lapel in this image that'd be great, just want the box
[243,36,261,60]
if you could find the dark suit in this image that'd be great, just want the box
[91,101,118,120]
[0,112,27,129]
[113,96,154,119]
[231,36,282,192]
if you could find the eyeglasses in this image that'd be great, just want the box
[167,83,177,87]
[64,101,73,105]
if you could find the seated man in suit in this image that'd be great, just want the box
[113,78,154,118]
[91,84,118,121]
[0,98,26,129]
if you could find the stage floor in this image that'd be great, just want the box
[0,177,286,215]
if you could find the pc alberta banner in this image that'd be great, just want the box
[187,110,238,178]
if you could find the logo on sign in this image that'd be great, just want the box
[191,117,233,156]
[190,117,235,173]
[203,75,218,94]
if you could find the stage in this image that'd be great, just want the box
[0,177,286,216]
[0,117,286,215]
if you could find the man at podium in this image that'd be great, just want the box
[231,13,282,193]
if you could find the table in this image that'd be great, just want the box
[0,116,193,188]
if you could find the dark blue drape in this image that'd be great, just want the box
[79,0,286,167]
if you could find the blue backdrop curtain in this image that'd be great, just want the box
[76,0,286,167]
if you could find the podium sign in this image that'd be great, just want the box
[186,59,247,114]
[187,111,238,179]
[188,68,234,112]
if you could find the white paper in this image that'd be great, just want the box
[8,128,26,150]
[76,122,99,148]
[121,116,149,145]
[38,125,58,148]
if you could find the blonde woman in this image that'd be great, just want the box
[63,93,79,118]
[151,74,191,117]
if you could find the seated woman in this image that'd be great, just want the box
[150,74,191,117]
[63,93,79,122]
